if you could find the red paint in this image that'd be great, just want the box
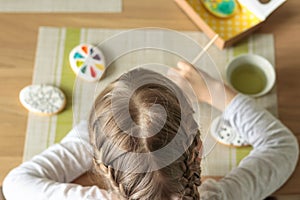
[90,66,96,78]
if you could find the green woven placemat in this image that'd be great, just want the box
[23,27,277,176]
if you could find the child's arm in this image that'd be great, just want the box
[172,61,299,200]
[199,94,299,200]
[3,121,116,200]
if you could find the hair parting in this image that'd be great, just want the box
[89,68,202,199]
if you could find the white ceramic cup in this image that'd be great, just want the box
[226,54,276,97]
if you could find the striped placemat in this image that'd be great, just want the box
[0,0,121,13]
[23,27,277,177]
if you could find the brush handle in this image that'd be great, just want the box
[192,34,219,65]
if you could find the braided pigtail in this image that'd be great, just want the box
[93,160,128,200]
[180,131,201,200]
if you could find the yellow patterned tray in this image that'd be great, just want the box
[187,0,262,41]
[174,0,282,48]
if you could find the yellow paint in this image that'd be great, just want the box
[95,64,105,71]
[187,0,262,40]
[76,60,84,67]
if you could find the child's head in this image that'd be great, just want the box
[89,68,201,199]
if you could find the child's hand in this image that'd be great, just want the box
[168,61,237,110]
[168,61,216,104]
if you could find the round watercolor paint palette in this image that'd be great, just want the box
[69,44,106,82]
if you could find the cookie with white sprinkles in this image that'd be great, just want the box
[210,116,249,147]
[19,85,66,115]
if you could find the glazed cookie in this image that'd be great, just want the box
[201,0,239,18]
[69,44,106,82]
[210,116,249,147]
[19,84,66,116]
[259,0,271,4]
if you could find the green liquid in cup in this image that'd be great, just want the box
[230,64,267,95]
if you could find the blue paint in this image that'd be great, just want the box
[74,52,84,59]
[218,1,235,15]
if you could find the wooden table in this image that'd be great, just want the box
[0,0,299,196]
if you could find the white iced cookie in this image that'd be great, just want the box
[210,116,249,147]
[69,44,106,82]
[19,84,66,116]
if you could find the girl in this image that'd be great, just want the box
[3,61,299,200]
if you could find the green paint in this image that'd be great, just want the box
[81,65,87,73]
[55,28,81,143]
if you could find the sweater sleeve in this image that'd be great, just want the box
[199,94,299,200]
[2,121,116,200]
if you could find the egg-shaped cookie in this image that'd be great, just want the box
[201,0,239,18]
[19,84,66,116]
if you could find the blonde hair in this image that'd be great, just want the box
[89,68,201,199]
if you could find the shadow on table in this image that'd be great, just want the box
[0,187,5,200]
